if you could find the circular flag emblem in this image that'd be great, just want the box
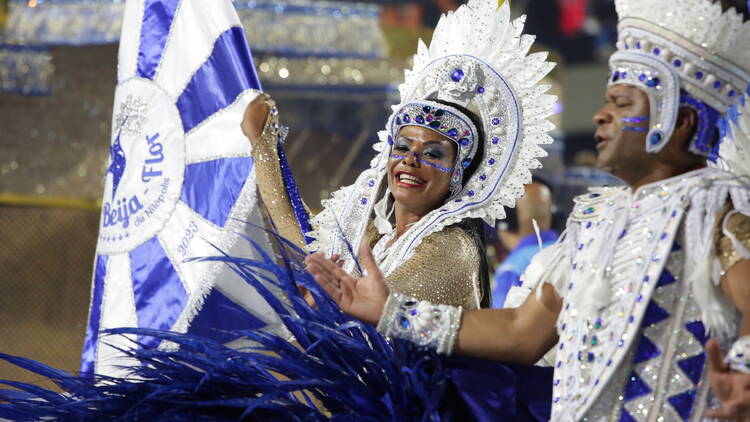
[99,78,186,254]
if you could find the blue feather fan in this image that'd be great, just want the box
[0,229,452,421]
[0,227,552,421]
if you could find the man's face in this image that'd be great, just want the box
[592,85,652,174]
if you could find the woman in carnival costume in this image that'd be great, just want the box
[309,0,750,420]
[240,0,556,312]
[0,1,557,420]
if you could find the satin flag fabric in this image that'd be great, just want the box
[81,0,279,376]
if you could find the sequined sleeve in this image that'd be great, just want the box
[385,226,482,310]
[717,210,750,272]
[250,111,307,250]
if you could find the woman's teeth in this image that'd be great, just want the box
[398,174,425,185]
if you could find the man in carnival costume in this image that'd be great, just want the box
[308,0,750,419]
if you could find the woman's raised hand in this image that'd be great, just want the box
[241,93,276,147]
[305,242,390,325]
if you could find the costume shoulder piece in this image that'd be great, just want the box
[308,0,557,276]
[569,186,629,222]
[385,225,481,309]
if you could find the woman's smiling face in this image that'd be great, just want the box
[387,125,458,217]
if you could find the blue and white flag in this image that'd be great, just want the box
[82,0,278,376]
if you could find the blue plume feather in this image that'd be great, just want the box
[0,228,451,421]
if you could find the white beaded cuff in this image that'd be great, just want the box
[726,336,750,374]
[376,292,463,355]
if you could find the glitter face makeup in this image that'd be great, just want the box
[622,115,650,132]
[622,116,650,124]
[389,153,453,173]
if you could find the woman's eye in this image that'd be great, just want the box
[423,150,443,159]
[393,144,409,151]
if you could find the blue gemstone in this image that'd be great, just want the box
[488,158,496,165]
[360,198,368,205]
[477,86,485,94]
[422,105,431,113]
[396,117,402,125]
[589,193,600,198]
[695,71,704,79]
[451,69,465,82]
[587,352,595,362]
[405,300,417,306]
[479,174,487,181]
[462,159,471,168]
[647,78,660,87]
[409,309,418,316]
[399,316,410,328]
[622,71,628,78]
[447,128,459,137]
[368,180,375,187]
[403,114,411,123]
[459,138,470,146]
[583,207,595,215]
[492,117,501,126]
[387,135,393,145]
[492,136,499,144]
[638,74,647,82]
[714,80,722,89]
[674,59,682,67]
[653,48,660,55]
[729,90,736,97]
[468,190,475,197]
[650,132,663,145]
[612,71,620,82]
[415,115,425,124]
[636,41,642,49]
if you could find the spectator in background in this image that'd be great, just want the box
[491,177,558,308]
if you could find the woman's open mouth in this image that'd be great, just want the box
[395,171,426,188]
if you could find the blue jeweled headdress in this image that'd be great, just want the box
[608,0,750,159]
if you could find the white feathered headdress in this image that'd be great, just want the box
[308,0,557,276]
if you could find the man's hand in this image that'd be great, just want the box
[705,338,750,420]
[305,242,389,325]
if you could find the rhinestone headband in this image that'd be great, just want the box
[610,51,726,159]
[609,50,680,154]
[387,101,479,197]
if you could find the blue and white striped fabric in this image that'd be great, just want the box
[82,0,278,377]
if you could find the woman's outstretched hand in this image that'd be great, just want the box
[305,242,390,325]
[241,93,276,147]
[705,338,750,420]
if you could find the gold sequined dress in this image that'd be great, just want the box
[250,111,482,309]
